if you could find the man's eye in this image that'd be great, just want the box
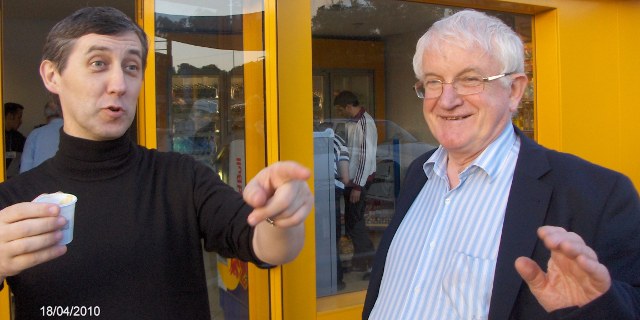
[91,61,105,68]
[458,76,482,86]
[424,80,442,88]
[125,64,139,71]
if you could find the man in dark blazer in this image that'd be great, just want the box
[363,10,639,320]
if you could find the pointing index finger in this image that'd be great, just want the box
[244,161,311,207]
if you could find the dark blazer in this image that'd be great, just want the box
[363,126,640,319]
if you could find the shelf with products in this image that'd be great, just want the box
[364,160,397,230]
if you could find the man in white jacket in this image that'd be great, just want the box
[334,90,377,278]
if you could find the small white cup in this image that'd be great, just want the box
[33,193,77,245]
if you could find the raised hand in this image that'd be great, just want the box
[515,226,611,311]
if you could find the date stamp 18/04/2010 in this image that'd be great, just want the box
[40,306,101,317]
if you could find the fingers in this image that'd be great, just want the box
[0,202,68,277]
[0,203,65,242]
[537,226,598,261]
[0,202,60,224]
[1,240,67,277]
[0,215,67,243]
[244,161,311,208]
[247,180,313,227]
[538,226,611,286]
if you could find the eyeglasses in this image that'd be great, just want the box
[413,72,514,99]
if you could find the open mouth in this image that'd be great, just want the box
[107,106,123,112]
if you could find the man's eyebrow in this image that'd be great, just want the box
[422,67,482,78]
[85,45,142,59]
[86,45,110,54]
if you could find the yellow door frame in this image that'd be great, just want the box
[136,0,156,149]
[0,1,9,318]
[269,0,315,319]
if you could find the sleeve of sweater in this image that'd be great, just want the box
[192,160,267,266]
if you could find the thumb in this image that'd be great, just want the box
[515,256,547,291]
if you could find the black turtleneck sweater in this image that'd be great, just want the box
[0,132,261,319]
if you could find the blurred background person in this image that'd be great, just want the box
[334,90,377,279]
[4,102,25,177]
[20,100,63,172]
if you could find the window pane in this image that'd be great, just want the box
[154,1,265,318]
[311,0,533,297]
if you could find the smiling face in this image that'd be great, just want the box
[40,32,144,141]
[420,42,526,162]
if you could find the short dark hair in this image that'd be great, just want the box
[333,91,359,107]
[42,7,148,74]
[4,102,24,116]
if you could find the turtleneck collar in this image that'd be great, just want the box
[50,130,138,181]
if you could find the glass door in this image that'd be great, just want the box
[311,1,534,318]
[152,1,267,318]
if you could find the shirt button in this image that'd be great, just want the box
[429,241,436,248]
[414,286,421,294]
[444,198,451,204]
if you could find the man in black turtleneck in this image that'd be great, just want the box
[0,7,312,319]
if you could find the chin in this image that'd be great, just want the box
[98,127,129,141]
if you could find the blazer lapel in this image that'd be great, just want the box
[488,128,553,320]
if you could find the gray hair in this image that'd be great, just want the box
[44,101,63,118]
[412,10,524,80]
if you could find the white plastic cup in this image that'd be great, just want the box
[33,193,77,245]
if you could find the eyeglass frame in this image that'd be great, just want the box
[413,72,514,99]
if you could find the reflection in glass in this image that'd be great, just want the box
[154,1,264,318]
[311,0,533,298]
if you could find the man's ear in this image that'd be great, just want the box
[40,60,60,94]
[508,73,529,113]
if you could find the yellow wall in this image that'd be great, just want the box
[530,0,640,187]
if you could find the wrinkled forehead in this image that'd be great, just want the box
[72,32,144,58]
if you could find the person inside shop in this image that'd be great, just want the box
[3,102,26,174]
[363,9,639,320]
[0,7,313,319]
[316,119,350,291]
[20,100,64,173]
[333,90,377,280]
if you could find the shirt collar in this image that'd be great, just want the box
[424,123,517,181]
[348,108,366,122]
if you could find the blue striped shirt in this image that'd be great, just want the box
[370,125,520,320]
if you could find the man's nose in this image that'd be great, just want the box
[107,68,127,96]
[436,83,463,109]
